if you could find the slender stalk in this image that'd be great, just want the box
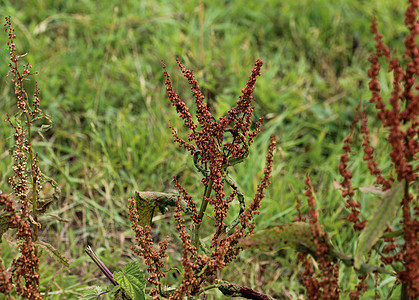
[401,283,410,300]
[25,109,38,246]
[193,179,213,249]
[22,85,40,277]
[330,249,395,276]
[85,246,118,286]
[215,280,276,300]
[194,284,217,296]
[400,177,412,300]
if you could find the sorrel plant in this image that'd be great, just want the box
[126,58,276,299]
[0,16,68,300]
[123,3,418,299]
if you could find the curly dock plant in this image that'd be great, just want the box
[125,59,276,299]
[0,17,68,299]
[241,2,419,299]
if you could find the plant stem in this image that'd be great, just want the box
[401,283,411,300]
[22,88,40,279]
[193,179,213,249]
[85,246,118,286]
[216,279,276,300]
[26,110,38,239]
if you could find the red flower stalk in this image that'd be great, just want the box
[170,194,206,299]
[368,4,419,297]
[128,197,168,295]
[162,59,266,238]
[2,16,50,299]
[360,111,387,187]
[338,104,366,230]
[240,136,276,233]
[130,59,275,298]
[298,174,340,299]
[0,194,16,295]
[337,3,419,297]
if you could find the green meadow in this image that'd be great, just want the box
[0,0,410,298]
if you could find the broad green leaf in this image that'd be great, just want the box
[354,180,405,269]
[134,192,178,226]
[239,222,320,255]
[134,191,190,226]
[35,240,70,268]
[113,262,146,300]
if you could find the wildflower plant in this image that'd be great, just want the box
[340,2,418,297]
[0,16,68,299]
[125,59,276,299]
[241,2,418,299]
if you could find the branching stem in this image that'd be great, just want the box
[193,178,213,249]
[25,108,39,251]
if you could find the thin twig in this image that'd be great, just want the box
[85,246,118,286]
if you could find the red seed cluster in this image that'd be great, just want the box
[369,4,419,297]
[349,275,368,300]
[162,59,268,238]
[335,3,419,297]
[130,59,275,298]
[128,197,167,296]
[338,105,366,230]
[2,16,47,299]
[297,175,340,299]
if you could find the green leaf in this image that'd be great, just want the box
[134,192,178,226]
[113,262,146,300]
[354,180,405,269]
[112,286,133,300]
[35,240,70,268]
[239,222,320,255]
[79,286,105,300]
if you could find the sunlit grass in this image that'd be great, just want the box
[0,0,407,298]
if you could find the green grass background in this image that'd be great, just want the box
[0,0,408,298]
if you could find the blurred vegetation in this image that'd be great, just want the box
[0,0,407,298]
